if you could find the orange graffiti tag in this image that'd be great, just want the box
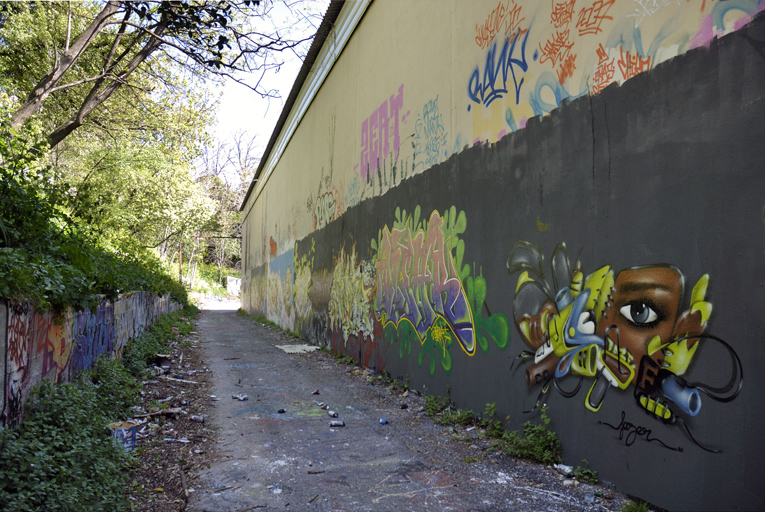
[576,0,615,36]
[475,0,526,49]
[592,43,616,94]
[539,29,574,67]
[617,44,651,80]
[557,53,577,84]
[551,0,576,29]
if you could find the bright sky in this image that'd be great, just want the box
[212,0,329,180]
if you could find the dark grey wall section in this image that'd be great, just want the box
[252,17,765,512]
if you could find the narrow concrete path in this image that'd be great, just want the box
[187,300,621,512]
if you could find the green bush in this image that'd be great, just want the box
[122,308,196,378]
[90,358,141,421]
[502,407,561,465]
[0,379,130,511]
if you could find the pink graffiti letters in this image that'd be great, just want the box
[360,84,404,179]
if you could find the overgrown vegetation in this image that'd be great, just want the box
[123,309,197,378]
[573,459,599,484]
[0,306,196,511]
[423,395,563,467]
[620,500,651,512]
[0,116,191,311]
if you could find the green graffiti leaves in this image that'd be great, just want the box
[442,206,469,281]
[465,275,510,353]
[383,320,413,359]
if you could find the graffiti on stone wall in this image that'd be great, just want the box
[413,95,449,174]
[507,241,742,451]
[372,206,509,375]
[4,302,31,426]
[1,293,178,426]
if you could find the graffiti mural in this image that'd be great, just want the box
[267,249,296,330]
[4,302,32,426]
[372,206,509,375]
[507,242,742,451]
[328,247,376,343]
[464,0,765,142]
[0,292,179,426]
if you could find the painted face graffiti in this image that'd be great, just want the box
[508,241,741,448]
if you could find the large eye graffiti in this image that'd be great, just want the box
[619,301,661,327]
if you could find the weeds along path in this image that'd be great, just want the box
[186,299,629,512]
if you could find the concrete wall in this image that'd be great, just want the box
[0,292,180,427]
[240,2,765,510]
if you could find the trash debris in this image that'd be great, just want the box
[232,393,249,401]
[554,464,574,477]
[312,390,320,395]
[329,420,345,427]
[190,415,205,423]
[155,354,172,368]
[161,375,200,385]
[157,396,174,403]
[187,370,197,376]
[400,403,409,409]
[379,417,388,425]
[108,421,136,452]
[164,437,191,443]
[133,407,185,419]
[172,327,179,335]
[315,401,326,408]
[327,410,338,418]
[277,408,286,414]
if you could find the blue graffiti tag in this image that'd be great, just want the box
[468,28,530,108]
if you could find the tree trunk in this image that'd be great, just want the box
[10,1,121,130]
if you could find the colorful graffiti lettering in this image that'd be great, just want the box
[373,208,475,356]
[1,292,178,426]
[413,95,448,173]
[359,84,405,180]
[267,249,296,330]
[328,248,376,343]
[508,241,742,451]
[371,206,510,376]
[475,0,526,49]
[468,27,530,108]
[293,242,314,330]
[5,302,32,426]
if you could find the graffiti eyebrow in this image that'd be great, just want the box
[619,282,672,293]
